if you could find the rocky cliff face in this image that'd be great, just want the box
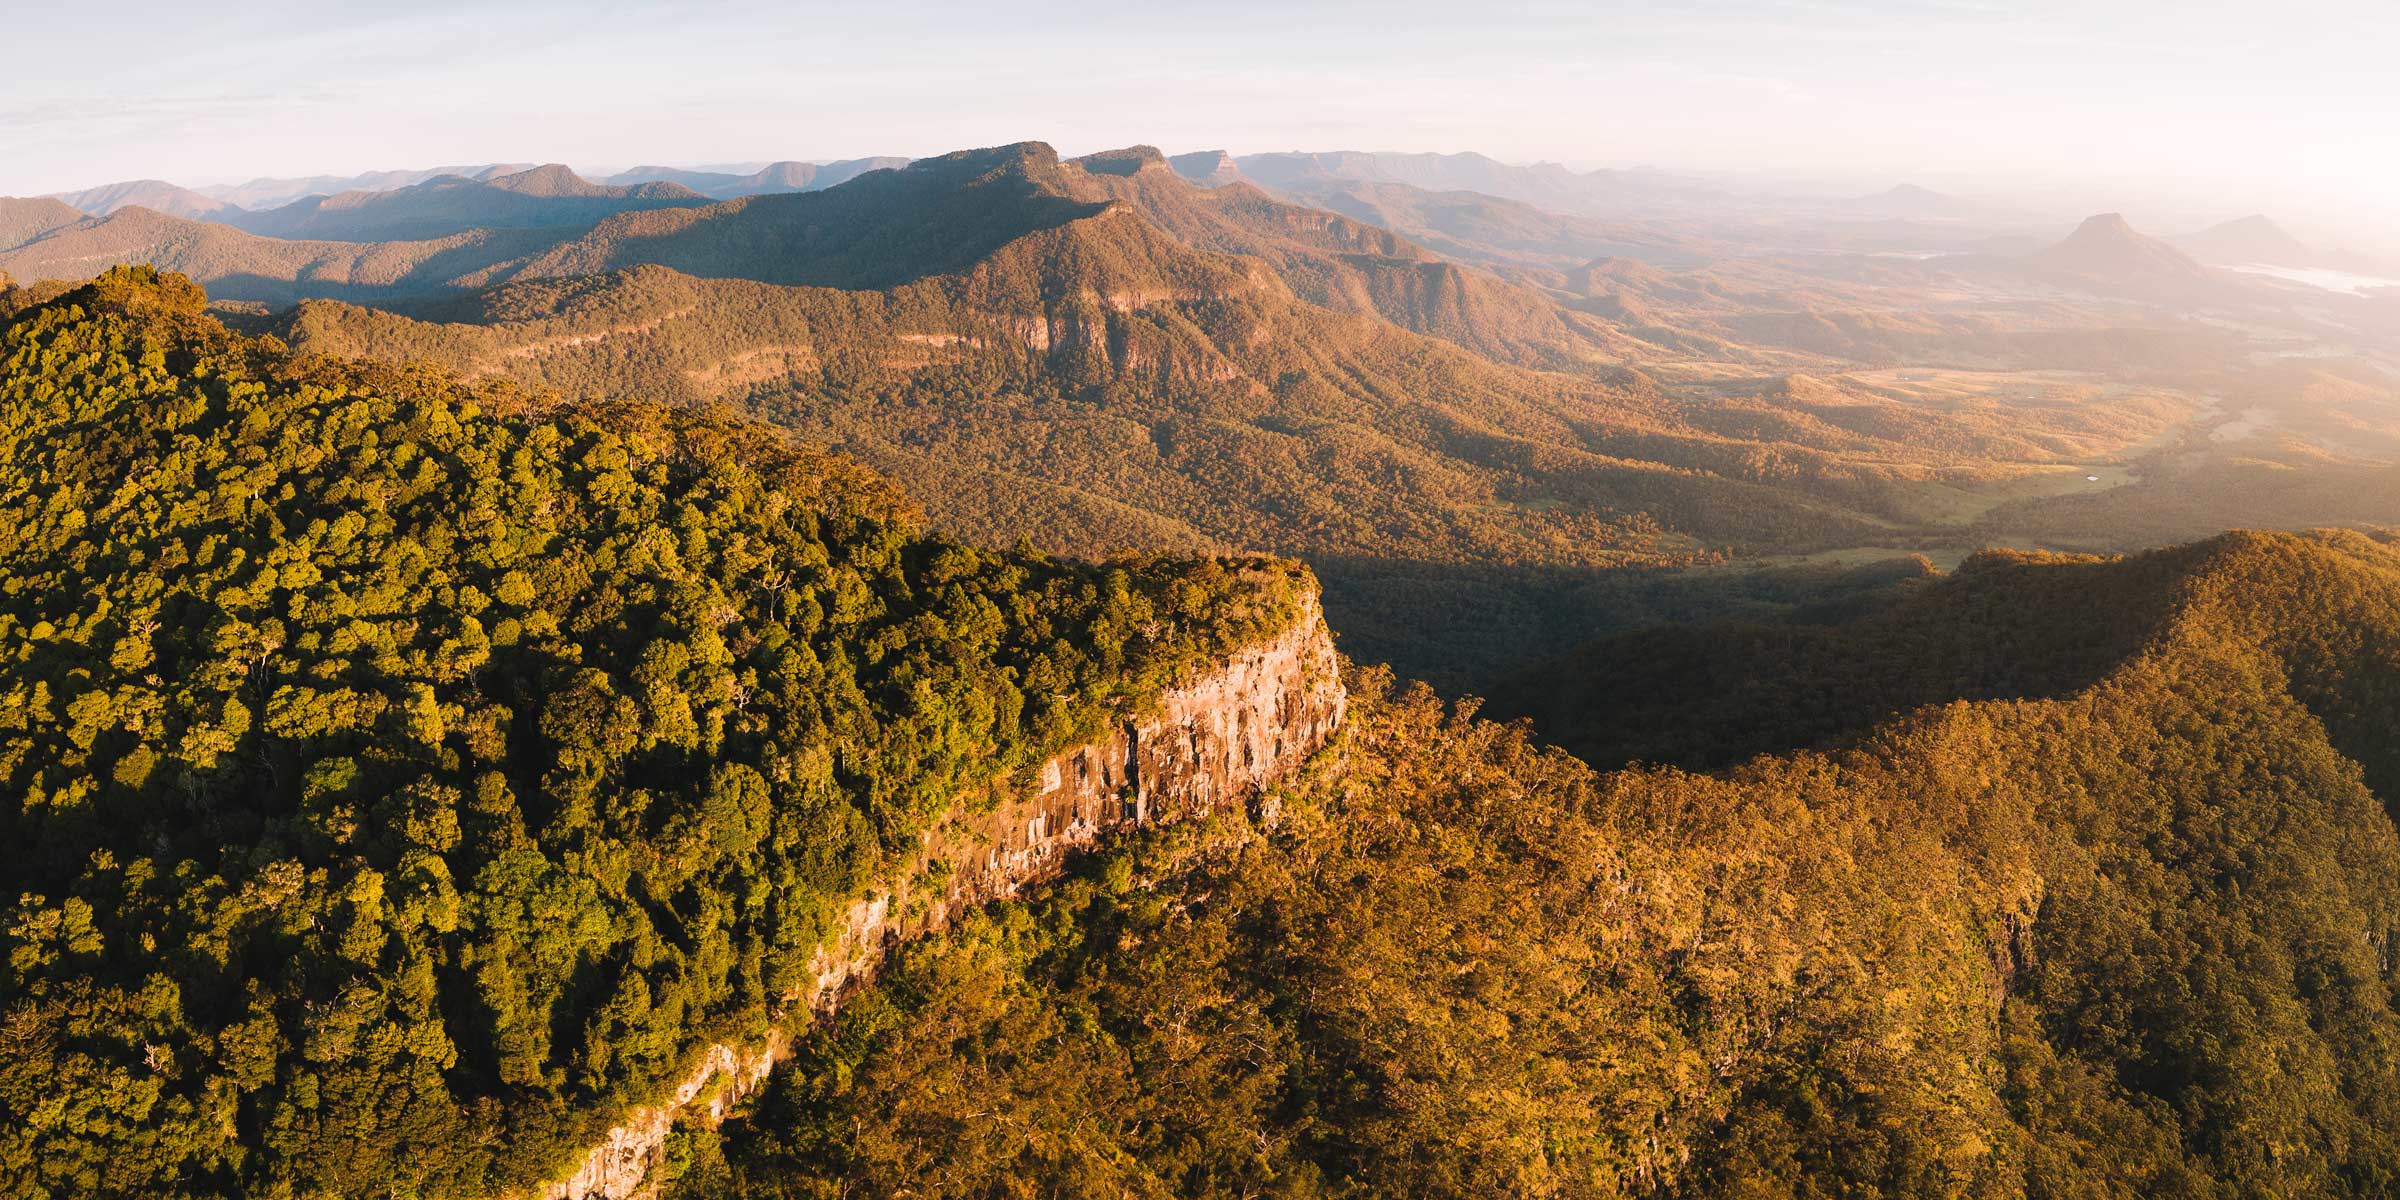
[538,592,1346,1200]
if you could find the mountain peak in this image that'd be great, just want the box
[750,161,820,188]
[623,179,710,200]
[1167,150,1243,188]
[46,179,228,220]
[2181,212,2316,267]
[2027,211,2218,293]
[0,197,87,254]
[1073,146,1169,178]
[915,142,1064,182]
[488,163,603,197]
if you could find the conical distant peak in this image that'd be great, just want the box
[2029,210,2214,285]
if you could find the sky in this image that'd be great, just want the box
[4,0,2395,231]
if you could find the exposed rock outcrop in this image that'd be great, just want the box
[1166,150,1245,189]
[538,1036,786,1200]
[537,591,1345,1199]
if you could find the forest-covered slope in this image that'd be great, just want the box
[0,198,84,254]
[261,176,2177,556]
[266,221,2177,691]
[0,206,566,305]
[274,256,1927,569]
[664,529,2400,1199]
[0,269,1313,1198]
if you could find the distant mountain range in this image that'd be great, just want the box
[12,145,2382,373]
[46,179,231,220]
[191,163,537,210]
[2001,210,2400,310]
[42,151,2368,290]
[2174,213,2397,278]
[216,164,713,242]
[5,143,1651,369]
[2180,214,2318,267]
[413,142,1649,370]
[2029,212,2213,279]
[7,148,2366,365]
[2019,211,2269,304]
[602,158,911,199]
[1169,151,1709,281]
[36,158,919,240]
[1179,148,1716,217]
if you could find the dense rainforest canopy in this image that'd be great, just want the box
[0,268,1303,1198]
[669,532,2400,1200]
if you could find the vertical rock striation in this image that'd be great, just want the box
[537,590,1345,1199]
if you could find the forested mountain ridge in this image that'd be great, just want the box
[0,268,1323,1198]
[220,147,2187,689]
[47,179,231,220]
[1491,527,2400,780]
[0,198,85,254]
[258,203,2181,688]
[1054,146,1646,369]
[267,239,1933,571]
[195,164,540,213]
[5,143,1653,372]
[477,141,1634,370]
[666,528,2400,1198]
[476,143,1122,293]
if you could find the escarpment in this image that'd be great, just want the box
[536,594,1345,1200]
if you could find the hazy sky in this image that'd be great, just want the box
[5,0,2394,225]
